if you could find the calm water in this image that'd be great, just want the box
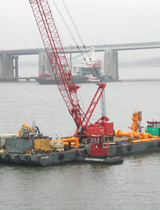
[0,66,160,210]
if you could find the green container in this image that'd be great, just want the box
[146,127,160,136]
[5,138,34,153]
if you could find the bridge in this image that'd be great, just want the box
[0,42,160,80]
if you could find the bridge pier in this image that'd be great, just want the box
[0,54,18,78]
[39,50,119,81]
[13,56,18,77]
[39,52,52,76]
[104,49,119,80]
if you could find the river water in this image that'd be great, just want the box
[0,66,160,210]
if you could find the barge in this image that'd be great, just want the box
[0,124,123,166]
[1,135,160,167]
[0,111,160,167]
[35,75,89,85]
[1,136,160,167]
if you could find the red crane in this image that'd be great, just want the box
[29,0,114,139]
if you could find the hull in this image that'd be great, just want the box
[106,140,160,157]
[76,156,123,165]
[1,139,160,166]
[36,76,89,85]
[0,149,85,167]
[35,75,110,85]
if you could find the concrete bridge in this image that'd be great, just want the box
[0,42,160,80]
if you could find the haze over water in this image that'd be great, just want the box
[0,66,160,210]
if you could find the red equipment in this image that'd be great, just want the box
[90,136,110,158]
[29,0,114,138]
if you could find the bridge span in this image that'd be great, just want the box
[0,42,160,80]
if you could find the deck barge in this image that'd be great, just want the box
[0,149,84,166]
[1,115,160,167]
[0,137,160,166]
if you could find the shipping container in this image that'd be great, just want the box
[5,138,34,153]
[0,134,16,149]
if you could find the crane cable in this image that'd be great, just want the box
[61,0,92,62]
[51,0,97,75]
[51,0,88,63]
[61,0,101,78]
[50,0,89,112]
[50,0,102,114]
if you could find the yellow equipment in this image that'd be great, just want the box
[18,123,40,138]
[53,137,80,149]
[34,139,53,152]
[115,111,160,142]
[18,124,32,136]
[24,150,32,154]
[128,111,142,132]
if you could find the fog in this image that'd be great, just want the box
[0,0,160,62]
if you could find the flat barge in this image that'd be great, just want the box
[0,138,160,166]
[0,149,83,167]
[0,113,160,167]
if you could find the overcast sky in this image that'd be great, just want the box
[0,0,160,61]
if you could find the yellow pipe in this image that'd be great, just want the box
[54,137,80,149]
[115,130,140,138]
[115,111,160,142]
[132,137,160,143]
[139,133,158,139]
[115,130,159,141]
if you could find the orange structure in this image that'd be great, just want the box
[115,111,159,142]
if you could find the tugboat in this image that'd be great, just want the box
[76,135,123,165]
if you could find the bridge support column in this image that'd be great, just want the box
[13,56,19,77]
[0,54,18,78]
[39,52,52,76]
[104,49,119,80]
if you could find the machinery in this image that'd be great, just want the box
[29,0,114,141]
[18,123,41,138]
[90,136,110,158]
[115,111,159,142]
[53,137,80,149]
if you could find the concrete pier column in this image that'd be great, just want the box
[13,56,18,77]
[0,54,16,78]
[0,55,2,77]
[39,52,52,76]
[104,49,119,80]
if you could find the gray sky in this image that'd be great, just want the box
[0,0,160,61]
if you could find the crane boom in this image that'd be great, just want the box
[29,0,113,138]
[29,0,85,127]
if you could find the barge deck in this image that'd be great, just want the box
[1,138,160,166]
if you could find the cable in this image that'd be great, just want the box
[51,0,87,62]
[61,0,94,64]
[51,0,101,77]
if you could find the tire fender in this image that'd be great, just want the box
[24,155,30,161]
[15,155,20,161]
[5,154,10,160]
